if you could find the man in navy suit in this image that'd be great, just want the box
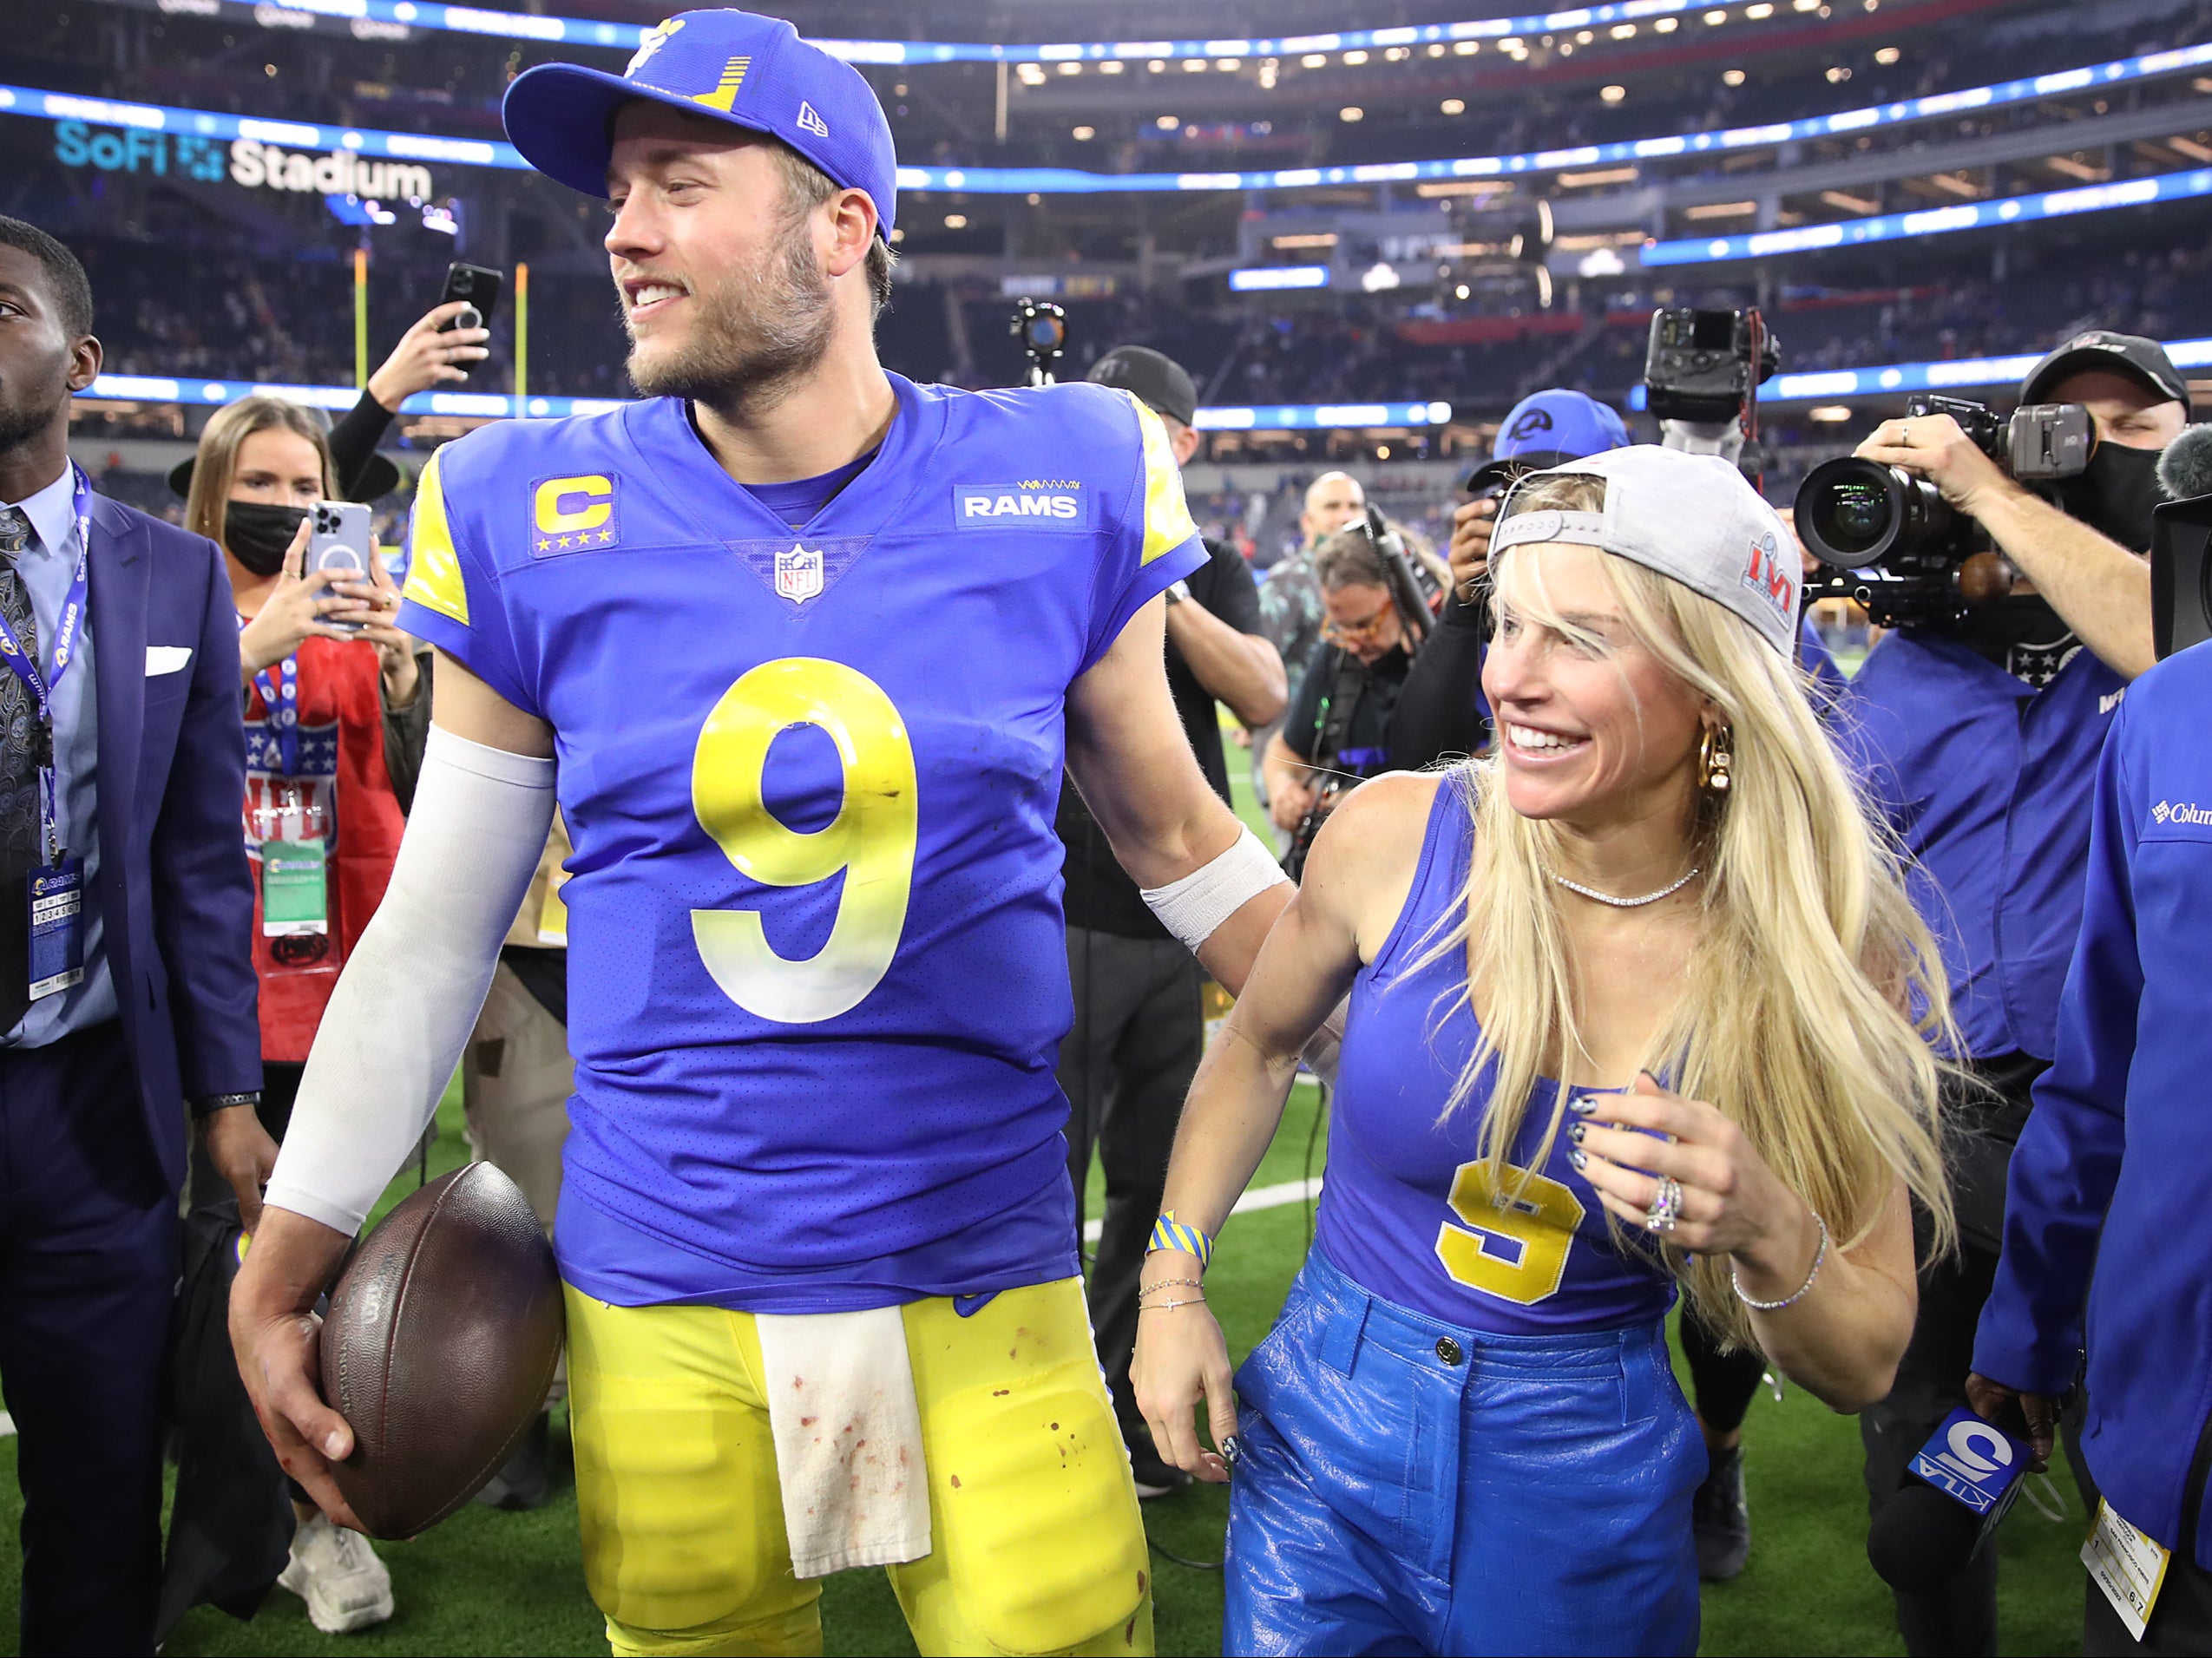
[0,217,261,1654]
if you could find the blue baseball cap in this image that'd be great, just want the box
[502,10,899,238]
[1466,390,1631,491]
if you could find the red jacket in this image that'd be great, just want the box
[241,634,405,1063]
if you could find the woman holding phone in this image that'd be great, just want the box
[174,392,423,1636]
[1132,447,1956,1655]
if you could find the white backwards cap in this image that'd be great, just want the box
[1490,446,1800,656]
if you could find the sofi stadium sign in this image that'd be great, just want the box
[53,121,433,199]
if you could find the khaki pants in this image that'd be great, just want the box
[463,960,573,1403]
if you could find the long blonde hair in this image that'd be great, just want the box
[183,396,338,555]
[1426,471,1955,1348]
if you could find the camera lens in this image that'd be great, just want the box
[1795,458,1950,569]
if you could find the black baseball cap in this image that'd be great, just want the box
[2020,330,2190,415]
[167,449,400,502]
[1087,345,1198,428]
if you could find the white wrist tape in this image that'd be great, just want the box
[1140,824,1290,954]
[263,726,555,1236]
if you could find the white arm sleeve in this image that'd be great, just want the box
[262,726,555,1235]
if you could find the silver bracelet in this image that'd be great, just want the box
[1731,1211,1829,1312]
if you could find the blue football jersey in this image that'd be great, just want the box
[398,372,1206,1312]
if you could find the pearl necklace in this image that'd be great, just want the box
[1547,867,1701,908]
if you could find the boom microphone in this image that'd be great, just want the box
[2156,423,2212,501]
[2152,425,2212,659]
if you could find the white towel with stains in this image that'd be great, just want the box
[755,1307,933,1578]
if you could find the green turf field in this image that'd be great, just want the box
[0,1074,2087,1655]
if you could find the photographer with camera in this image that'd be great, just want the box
[1262,524,1428,876]
[1832,331,2185,1656]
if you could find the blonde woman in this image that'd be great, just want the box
[1132,446,1953,1655]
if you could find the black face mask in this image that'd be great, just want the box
[2060,442,2163,554]
[222,501,308,577]
[1953,594,2078,686]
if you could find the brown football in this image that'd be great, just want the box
[320,1163,563,1539]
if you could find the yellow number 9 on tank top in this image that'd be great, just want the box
[691,659,918,1025]
[1434,1160,1585,1305]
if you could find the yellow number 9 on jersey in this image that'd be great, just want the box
[691,658,918,1025]
[1434,1159,1585,1307]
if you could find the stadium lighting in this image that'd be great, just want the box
[1454,283,1472,298]
[1441,98,1467,114]
[1360,262,1402,292]
[1099,61,1124,74]
[1154,115,1179,129]
[1723,67,1748,84]
[1301,53,1327,68]
[1341,107,1365,121]
[1875,45,1901,63]
[1808,405,1854,421]
[1745,3,1776,16]
[1072,126,1095,140]
[18,42,2212,201]
[1343,50,1369,65]
[1655,15,1679,29]
[1228,265,1331,292]
[1601,85,1627,103]
[1705,9,1729,22]
[1611,23,1638,38]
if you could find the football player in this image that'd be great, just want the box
[229,11,1291,1655]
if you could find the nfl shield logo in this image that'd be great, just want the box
[774,542,824,605]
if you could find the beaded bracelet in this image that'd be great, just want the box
[1731,1211,1829,1312]
[1148,1209,1213,1269]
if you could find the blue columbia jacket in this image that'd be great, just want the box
[1972,639,2212,1567]
[1840,630,2125,1060]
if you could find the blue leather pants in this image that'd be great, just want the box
[1224,1248,1704,1656]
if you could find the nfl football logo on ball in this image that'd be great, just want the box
[775,543,825,604]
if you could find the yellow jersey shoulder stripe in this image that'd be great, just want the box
[402,448,469,627]
[1128,396,1200,567]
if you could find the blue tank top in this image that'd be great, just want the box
[1314,770,1676,1334]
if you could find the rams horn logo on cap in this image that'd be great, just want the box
[1507,407,1555,442]
[627,16,685,76]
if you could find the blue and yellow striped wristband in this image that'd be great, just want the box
[1149,1210,1213,1269]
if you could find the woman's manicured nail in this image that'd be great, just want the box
[1569,1122,1586,1145]
[1568,1095,1598,1115]
[1568,1147,1586,1170]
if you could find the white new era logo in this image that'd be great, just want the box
[797,101,830,138]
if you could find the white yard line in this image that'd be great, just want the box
[1082,1176,1322,1245]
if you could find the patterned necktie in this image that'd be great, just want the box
[0,507,45,1029]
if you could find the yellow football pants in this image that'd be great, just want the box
[564,1277,1154,1658]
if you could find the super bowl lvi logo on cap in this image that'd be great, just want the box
[1742,528,1795,623]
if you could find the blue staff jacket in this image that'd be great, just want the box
[1839,629,2126,1060]
[1972,640,2212,1568]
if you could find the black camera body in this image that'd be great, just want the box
[1010,298,1068,387]
[1795,395,2092,627]
[1644,308,1782,425]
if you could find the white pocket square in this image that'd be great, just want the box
[145,646,193,676]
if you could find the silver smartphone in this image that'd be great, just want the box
[309,500,374,631]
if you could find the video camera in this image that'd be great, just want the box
[1011,298,1068,387]
[1644,307,1780,484]
[1795,395,2091,627]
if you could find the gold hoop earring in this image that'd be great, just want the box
[1698,726,1734,795]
